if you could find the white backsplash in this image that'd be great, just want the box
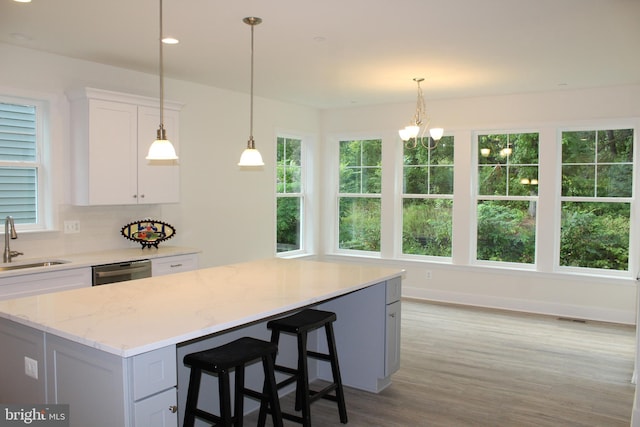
[11,204,169,259]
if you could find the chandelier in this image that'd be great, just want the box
[399,77,443,149]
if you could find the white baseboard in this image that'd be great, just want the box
[403,286,636,325]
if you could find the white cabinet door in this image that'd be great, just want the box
[86,99,138,205]
[69,88,181,206]
[134,387,178,427]
[137,106,180,204]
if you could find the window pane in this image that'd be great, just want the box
[562,128,633,198]
[597,164,632,197]
[597,129,633,163]
[429,166,454,194]
[562,131,595,163]
[509,166,538,196]
[402,198,452,256]
[477,200,536,264]
[0,167,37,224]
[478,134,508,165]
[276,196,301,253]
[404,136,454,195]
[339,139,381,194]
[560,202,629,270]
[277,137,302,194]
[478,133,539,196]
[0,102,37,162]
[562,164,595,196]
[338,197,381,251]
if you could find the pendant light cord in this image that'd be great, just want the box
[159,0,165,134]
[248,22,255,146]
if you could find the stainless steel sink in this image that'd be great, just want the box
[0,260,70,271]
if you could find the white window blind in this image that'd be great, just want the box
[0,102,38,224]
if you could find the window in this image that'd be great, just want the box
[0,100,40,226]
[476,132,539,264]
[276,136,303,253]
[338,139,382,252]
[560,128,633,271]
[402,135,454,257]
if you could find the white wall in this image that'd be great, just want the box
[1,42,638,324]
[320,85,640,324]
[0,43,319,268]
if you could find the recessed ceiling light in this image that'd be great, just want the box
[162,37,179,45]
[14,0,32,3]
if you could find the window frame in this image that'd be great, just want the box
[555,124,637,277]
[472,129,540,269]
[400,135,455,261]
[0,94,47,232]
[333,136,383,256]
[275,131,314,258]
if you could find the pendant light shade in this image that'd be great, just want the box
[147,0,178,160]
[238,17,264,167]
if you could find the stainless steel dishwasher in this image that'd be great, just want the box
[92,259,152,286]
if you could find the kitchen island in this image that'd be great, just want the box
[0,258,403,427]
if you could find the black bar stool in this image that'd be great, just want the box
[258,309,347,427]
[183,336,283,427]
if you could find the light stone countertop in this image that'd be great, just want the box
[0,246,200,279]
[0,258,403,358]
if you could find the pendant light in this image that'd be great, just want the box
[238,17,264,167]
[146,0,178,160]
[399,77,444,149]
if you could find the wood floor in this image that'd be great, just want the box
[247,299,636,426]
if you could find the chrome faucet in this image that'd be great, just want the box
[3,216,23,263]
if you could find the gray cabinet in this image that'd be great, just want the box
[385,276,402,375]
[45,334,178,427]
[317,277,401,392]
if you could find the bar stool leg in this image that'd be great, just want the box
[263,353,284,427]
[219,370,233,426]
[296,331,312,427]
[234,365,245,427]
[184,367,202,427]
[325,324,348,423]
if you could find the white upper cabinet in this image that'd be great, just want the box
[68,88,182,206]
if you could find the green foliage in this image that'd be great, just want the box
[276,197,300,252]
[402,199,452,256]
[339,197,381,251]
[477,201,536,263]
[560,202,630,270]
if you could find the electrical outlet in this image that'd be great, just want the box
[24,356,38,379]
[63,220,80,234]
[425,271,432,279]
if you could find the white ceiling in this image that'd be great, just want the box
[1,0,639,109]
